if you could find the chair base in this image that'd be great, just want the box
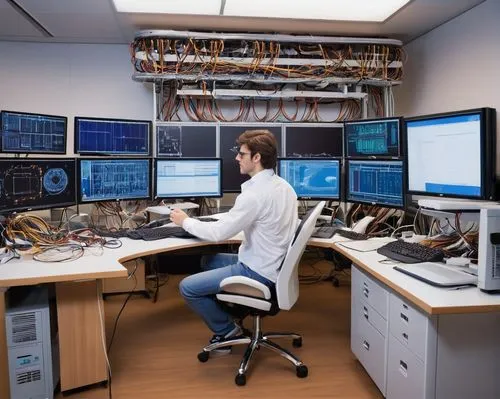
[198,315,309,386]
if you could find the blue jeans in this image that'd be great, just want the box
[179,253,275,336]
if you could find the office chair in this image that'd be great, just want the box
[197,201,326,386]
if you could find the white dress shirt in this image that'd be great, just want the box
[182,169,298,282]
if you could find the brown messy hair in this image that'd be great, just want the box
[237,130,278,169]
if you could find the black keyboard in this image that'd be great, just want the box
[311,226,337,239]
[195,217,219,222]
[335,229,369,240]
[377,240,444,263]
[137,226,196,241]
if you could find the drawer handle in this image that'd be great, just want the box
[363,340,370,351]
[363,288,369,298]
[402,332,408,341]
[399,360,408,377]
[403,303,408,310]
[400,313,409,323]
[363,306,369,320]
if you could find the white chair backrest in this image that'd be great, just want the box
[275,201,325,310]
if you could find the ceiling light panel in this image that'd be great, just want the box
[113,0,221,15]
[223,0,411,22]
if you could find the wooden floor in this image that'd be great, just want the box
[56,260,383,398]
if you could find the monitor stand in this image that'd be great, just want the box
[418,198,499,211]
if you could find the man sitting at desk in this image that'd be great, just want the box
[170,130,298,354]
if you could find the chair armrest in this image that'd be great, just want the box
[220,276,271,299]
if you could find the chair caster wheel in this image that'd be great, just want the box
[235,373,246,386]
[296,365,308,378]
[292,337,302,348]
[197,351,209,362]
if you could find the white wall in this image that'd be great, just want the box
[394,0,500,118]
[0,41,153,155]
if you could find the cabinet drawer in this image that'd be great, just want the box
[389,294,429,361]
[351,310,387,395]
[387,334,426,399]
[352,265,389,319]
[353,295,388,337]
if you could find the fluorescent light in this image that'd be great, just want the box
[223,0,411,22]
[113,0,221,15]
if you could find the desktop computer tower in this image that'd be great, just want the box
[5,285,59,399]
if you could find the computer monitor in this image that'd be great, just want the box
[156,124,217,157]
[154,158,222,199]
[74,117,151,155]
[278,158,341,200]
[77,158,152,203]
[0,110,67,154]
[284,125,343,157]
[405,108,496,200]
[347,160,404,208]
[0,159,76,214]
[344,117,402,157]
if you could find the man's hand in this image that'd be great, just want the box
[170,208,189,226]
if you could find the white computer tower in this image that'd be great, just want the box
[5,285,59,399]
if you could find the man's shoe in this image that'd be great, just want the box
[208,325,243,356]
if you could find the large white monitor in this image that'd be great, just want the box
[405,108,496,200]
[154,158,222,199]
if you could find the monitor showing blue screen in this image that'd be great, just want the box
[347,160,404,208]
[155,158,222,199]
[0,159,76,213]
[344,117,401,157]
[278,158,340,200]
[78,158,151,203]
[0,110,67,154]
[75,117,151,155]
[405,108,496,200]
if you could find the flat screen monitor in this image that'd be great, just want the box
[75,117,151,155]
[284,125,343,157]
[347,160,404,208]
[220,125,282,192]
[278,158,341,200]
[155,158,222,199]
[0,159,76,214]
[156,124,217,157]
[344,117,402,157]
[78,158,151,203]
[405,108,496,200]
[0,110,67,154]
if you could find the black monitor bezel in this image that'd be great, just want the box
[345,159,406,209]
[77,157,152,204]
[404,108,496,201]
[277,157,343,201]
[74,116,152,156]
[344,116,403,158]
[0,158,76,214]
[0,110,68,155]
[154,157,223,199]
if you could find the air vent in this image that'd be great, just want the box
[16,369,41,385]
[11,312,38,343]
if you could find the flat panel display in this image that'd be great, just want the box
[0,110,67,154]
[75,117,151,155]
[220,125,282,192]
[285,125,343,157]
[77,158,151,203]
[405,108,496,200]
[278,158,340,200]
[344,117,401,157]
[0,159,76,213]
[156,124,217,157]
[155,158,222,199]
[347,160,404,208]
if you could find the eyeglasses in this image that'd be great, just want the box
[231,146,251,157]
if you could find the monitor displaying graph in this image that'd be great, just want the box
[75,117,151,155]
